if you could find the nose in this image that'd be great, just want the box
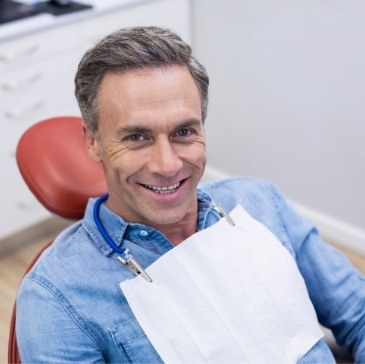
[147,137,183,177]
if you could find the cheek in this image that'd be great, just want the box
[107,148,149,178]
[178,142,206,167]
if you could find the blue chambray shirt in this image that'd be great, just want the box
[16,178,365,363]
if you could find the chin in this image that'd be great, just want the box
[150,215,181,226]
[146,209,186,226]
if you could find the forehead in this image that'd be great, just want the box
[97,66,202,129]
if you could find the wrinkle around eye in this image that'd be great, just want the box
[101,138,134,162]
[123,139,153,150]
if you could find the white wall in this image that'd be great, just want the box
[192,1,365,252]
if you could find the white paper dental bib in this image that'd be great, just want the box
[120,205,323,363]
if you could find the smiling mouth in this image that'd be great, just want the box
[142,182,181,194]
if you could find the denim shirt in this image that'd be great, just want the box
[16,177,365,363]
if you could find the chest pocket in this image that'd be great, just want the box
[110,317,162,363]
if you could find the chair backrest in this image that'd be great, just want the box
[8,116,107,363]
[16,116,107,219]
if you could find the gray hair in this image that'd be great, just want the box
[75,26,209,134]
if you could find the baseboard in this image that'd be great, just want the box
[203,165,365,256]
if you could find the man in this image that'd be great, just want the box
[16,26,364,363]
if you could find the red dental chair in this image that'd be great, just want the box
[8,116,107,363]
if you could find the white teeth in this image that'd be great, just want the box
[144,182,180,194]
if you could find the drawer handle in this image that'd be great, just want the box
[4,100,45,119]
[2,72,42,91]
[0,44,39,63]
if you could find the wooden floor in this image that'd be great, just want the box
[0,217,71,363]
[0,220,364,363]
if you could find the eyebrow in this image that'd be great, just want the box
[176,118,202,129]
[116,125,151,138]
[115,118,202,138]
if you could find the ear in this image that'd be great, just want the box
[82,121,103,163]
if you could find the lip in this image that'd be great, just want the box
[138,178,187,203]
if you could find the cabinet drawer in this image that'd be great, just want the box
[0,51,81,126]
[0,94,80,131]
[0,23,81,71]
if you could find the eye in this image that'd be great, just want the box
[125,133,147,142]
[175,128,193,137]
[122,133,152,149]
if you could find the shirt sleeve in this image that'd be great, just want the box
[16,275,105,363]
[270,183,365,362]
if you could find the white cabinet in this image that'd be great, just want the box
[0,24,83,240]
[0,0,190,240]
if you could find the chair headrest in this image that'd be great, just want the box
[16,116,107,219]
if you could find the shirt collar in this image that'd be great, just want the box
[82,188,217,256]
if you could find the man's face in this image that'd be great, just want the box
[85,65,206,230]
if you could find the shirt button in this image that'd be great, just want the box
[140,230,148,236]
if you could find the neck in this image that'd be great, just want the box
[105,194,200,246]
[159,219,197,246]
